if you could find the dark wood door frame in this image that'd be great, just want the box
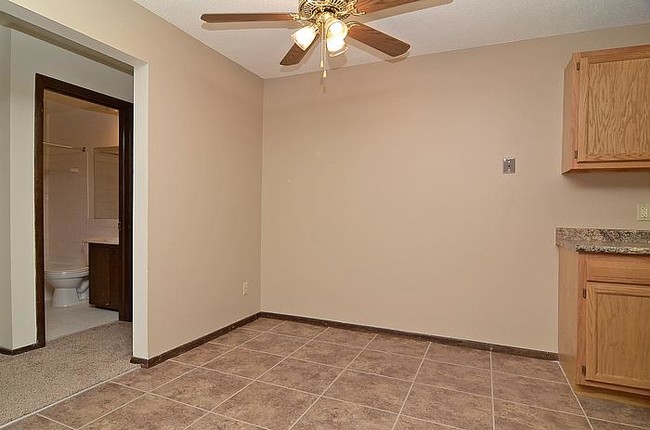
[35,74,133,347]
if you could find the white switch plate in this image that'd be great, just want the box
[638,204,649,221]
[242,282,249,296]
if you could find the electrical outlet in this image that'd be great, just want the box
[638,204,650,221]
[242,282,249,296]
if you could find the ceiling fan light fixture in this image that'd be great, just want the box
[292,24,318,50]
[326,37,347,57]
[325,18,348,40]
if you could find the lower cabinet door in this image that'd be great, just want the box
[89,243,121,312]
[584,282,650,390]
[89,244,110,308]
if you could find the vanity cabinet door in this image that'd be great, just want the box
[584,282,650,390]
[107,245,122,310]
[89,243,122,311]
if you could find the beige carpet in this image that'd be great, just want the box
[0,321,137,426]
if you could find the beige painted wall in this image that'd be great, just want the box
[262,24,650,352]
[3,0,264,357]
[0,25,11,349]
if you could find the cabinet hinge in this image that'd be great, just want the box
[574,150,578,159]
[581,365,586,376]
[582,288,586,299]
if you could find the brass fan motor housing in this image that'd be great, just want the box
[296,0,361,21]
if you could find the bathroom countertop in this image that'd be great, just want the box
[84,237,119,245]
[556,228,650,255]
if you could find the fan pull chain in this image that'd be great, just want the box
[321,23,327,79]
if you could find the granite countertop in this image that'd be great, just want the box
[556,228,650,255]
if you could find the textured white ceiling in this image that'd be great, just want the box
[134,0,650,79]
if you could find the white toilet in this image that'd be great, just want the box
[45,263,90,307]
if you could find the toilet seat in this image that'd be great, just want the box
[46,263,89,278]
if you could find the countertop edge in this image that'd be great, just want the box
[556,227,650,255]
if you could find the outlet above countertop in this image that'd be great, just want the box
[556,228,650,255]
[84,237,119,245]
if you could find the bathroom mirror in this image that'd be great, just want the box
[92,146,119,219]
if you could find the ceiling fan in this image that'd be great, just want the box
[201,0,448,77]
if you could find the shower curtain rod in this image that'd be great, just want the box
[43,141,86,152]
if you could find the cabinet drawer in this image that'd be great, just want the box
[586,254,650,285]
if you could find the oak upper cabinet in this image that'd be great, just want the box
[562,44,650,173]
[559,250,650,397]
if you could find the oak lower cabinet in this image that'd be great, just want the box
[559,249,650,398]
[562,44,650,172]
[89,243,122,311]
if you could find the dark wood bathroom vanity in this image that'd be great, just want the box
[89,243,122,311]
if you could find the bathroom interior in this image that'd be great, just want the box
[43,90,121,341]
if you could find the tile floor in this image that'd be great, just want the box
[45,302,119,341]
[6,317,649,430]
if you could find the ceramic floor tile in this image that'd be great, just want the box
[243,318,284,332]
[153,368,250,410]
[270,321,326,339]
[204,348,283,378]
[324,370,411,413]
[492,372,583,415]
[402,384,493,430]
[491,353,566,383]
[578,396,650,428]
[187,413,264,429]
[175,343,232,366]
[3,415,70,430]
[242,332,308,356]
[315,328,376,347]
[589,419,646,430]
[215,382,316,430]
[349,349,421,381]
[368,335,429,358]
[112,361,194,392]
[259,358,342,394]
[416,360,491,396]
[82,394,204,430]
[426,343,490,369]
[494,399,591,430]
[291,341,362,368]
[293,397,396,430]
[394,415,455,430]
[41,382,143,428]
[211,329,261,347]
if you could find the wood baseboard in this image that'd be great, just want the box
[261,311,559,361]
[130,313,260,368]
[0,343,43,356]
[130,310,558,368]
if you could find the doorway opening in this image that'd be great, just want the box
[35,74,133,346]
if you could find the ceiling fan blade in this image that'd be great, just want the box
[201,13,294,23]
[280,40,317,66]
[355,0,422,14]
[347,23,410,57]
[355,0,450,15]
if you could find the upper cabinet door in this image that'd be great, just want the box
[562,45,650,173]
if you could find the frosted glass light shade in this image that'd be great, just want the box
[292,25,318,50]
[326,19,348,40]
[326,37,347,56]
